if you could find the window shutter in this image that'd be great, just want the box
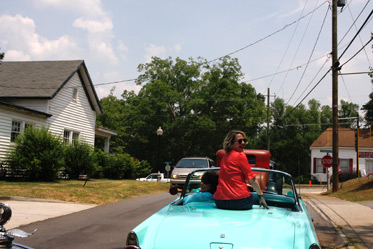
[349,159,353,173]
[313,158,316,173]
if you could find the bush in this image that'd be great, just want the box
[6,127,64,181]
[338,171,357,182]
[102,153,151,179]
[91,149,108,179]
[64,141,97,179]
[310,174,320,184]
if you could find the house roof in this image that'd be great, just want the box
[0,60,102,114]
[0,101,52,118]
[310,128,373,148]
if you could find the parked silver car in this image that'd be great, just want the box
[170,157,216,189]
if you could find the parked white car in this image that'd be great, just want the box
[136,173,170,182]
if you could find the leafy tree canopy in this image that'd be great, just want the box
[97,56,266,171]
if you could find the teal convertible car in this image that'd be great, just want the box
[124,168,320,249]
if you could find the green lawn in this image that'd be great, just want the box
[1,177,371,205]
[325,176,373,202]
[0,179,170,205]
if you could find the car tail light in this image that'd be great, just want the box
[309,243,321,249]
[125,231,140,248]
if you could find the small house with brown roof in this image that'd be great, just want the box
[0,60,116,161]
[310,128,373,181]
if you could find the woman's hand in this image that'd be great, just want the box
[249,177,270,209]
[258,194,269,209]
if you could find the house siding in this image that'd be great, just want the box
[0,107,47,161]
[47,73,96,146]
[310,147,362,182]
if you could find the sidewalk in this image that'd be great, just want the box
[303,191,373,249]
[0,196,97,230]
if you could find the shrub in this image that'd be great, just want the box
[338,171,357,182]
[92,149,108,179]
[64,141,97,179]
[102,153,152,179]
[6,127,64,181]
[310,174,320,184]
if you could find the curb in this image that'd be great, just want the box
[0,195,76,203]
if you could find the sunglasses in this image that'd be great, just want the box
[237,139,247,144]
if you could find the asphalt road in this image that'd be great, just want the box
[304,199,345,248]
[13,190,347,249]
[14,192,176,249]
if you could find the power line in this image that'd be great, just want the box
[287,8,373,112]
[338,0,371,46]
[206,1,329,64]
[267,0,309,90]
[340,35,373,68]
[94,78,137,86]
[287,3,330,106]
[338,9,373,60]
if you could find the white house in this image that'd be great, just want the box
[310,128,373,182]
[0,60,116,162]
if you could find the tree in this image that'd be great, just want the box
[0,49,4,61]
[361,67,373,126]
[338,100,359,128]
[361,92,373,126]
[98,56,267,172]
[255,98,329,179]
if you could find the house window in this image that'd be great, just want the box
[366,159,373,174]
[72,87,78,102]
[64,130,80,145]
[63,130,70,145]
[339,159,349,172]
[72,132,80,144]
[11,121,21,142]
[315,158,324,173]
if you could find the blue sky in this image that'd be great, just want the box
[0,0,372,111]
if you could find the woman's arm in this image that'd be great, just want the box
[248,177,269,209]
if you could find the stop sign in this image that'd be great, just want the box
[321,155,333,168]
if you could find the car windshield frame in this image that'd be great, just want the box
[179,168,301,210]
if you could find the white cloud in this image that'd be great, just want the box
[173,44,182,53]
[145,44,166,63]
[92,42,118,64]
[118,41,129,60]
[4,50,31,61]
[73,17,113,33]
[0,14,79,60]
[95,82,141,99]
[33,0,105,17]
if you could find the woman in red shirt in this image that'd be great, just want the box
[214,130,269,210]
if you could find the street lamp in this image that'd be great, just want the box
[156,127,163,175]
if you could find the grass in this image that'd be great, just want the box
[325,176,373,202]
[1,177,371,206]
[0,179,170,205]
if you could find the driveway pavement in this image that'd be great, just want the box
[0,196,96,229]
[302,189,373,249]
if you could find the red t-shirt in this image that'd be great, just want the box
[214,149,256,200]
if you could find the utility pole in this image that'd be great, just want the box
[332,0,340,192]
[356,114,360,177]
[267,88,270,151]
[266,88,276,152]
